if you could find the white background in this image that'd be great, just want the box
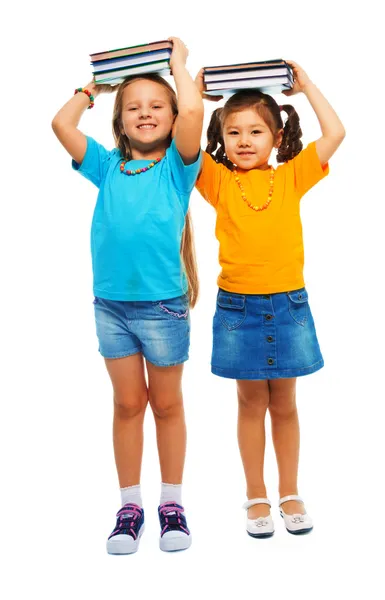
[2,0,384,598]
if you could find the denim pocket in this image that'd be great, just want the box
[217,291,246,331]
[287,288,308,326]
[155,294,189,320]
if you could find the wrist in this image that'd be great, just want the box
[74,87,95,109]
[170,62,187,74]
[302,80,316,94]
[85,82,98,96]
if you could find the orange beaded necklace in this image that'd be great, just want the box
[233,166,275,212]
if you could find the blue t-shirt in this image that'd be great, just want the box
[72,136,201,301]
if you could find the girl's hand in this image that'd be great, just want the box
[84,81,116,98]
[195,68,223,102]
[282,60,312,96]
[168,36,188,69]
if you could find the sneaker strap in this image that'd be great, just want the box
[242,497,271,510]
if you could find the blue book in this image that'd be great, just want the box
[92,48,172,73]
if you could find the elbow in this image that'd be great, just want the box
[325,128,346,147]
[335,126,346,142]
[51,116,62,133]
[339,126,346,141]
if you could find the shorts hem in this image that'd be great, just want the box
[145,354,189,368]
[99,348,142,360]
[211,359,324,380]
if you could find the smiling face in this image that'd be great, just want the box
[120,79,176,157]
[223,108,283,171]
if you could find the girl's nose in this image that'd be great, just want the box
[238,138,251,147]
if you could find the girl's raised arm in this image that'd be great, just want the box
[284,61,345,166]
[169,37,204,165]
[51,82,114,164]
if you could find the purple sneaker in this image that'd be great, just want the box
[106,503,145,555]
[158,502,191,552]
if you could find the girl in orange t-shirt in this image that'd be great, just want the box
[195,61,345,537]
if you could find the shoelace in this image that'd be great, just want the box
[109,504,142,540]
[159,503,189,536]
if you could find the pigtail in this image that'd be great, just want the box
[206,108,234,170]
[276,104,303,163]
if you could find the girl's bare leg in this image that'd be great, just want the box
[237,380,271,519]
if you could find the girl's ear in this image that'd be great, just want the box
[275,128,284,148]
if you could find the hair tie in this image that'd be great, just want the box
[279,105,283,111]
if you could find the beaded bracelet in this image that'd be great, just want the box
[74,87,95,109]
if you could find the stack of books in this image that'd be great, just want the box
[203,59,293,96]
[91,40,173,84]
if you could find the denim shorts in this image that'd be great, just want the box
[211,287,324,380]
[93,293,190,366]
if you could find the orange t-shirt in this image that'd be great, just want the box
[196,142,329,294]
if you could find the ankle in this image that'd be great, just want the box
[247,488,268,500]
[279,489,298,499]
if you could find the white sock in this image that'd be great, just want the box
[120,484,142,508]
[160,482,183,506]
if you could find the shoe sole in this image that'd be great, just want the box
[159,535,192,552]
[247,530,274,538]
[107,525,145,555]
[285,526,313,535]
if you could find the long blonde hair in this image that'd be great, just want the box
[112,74,199,308]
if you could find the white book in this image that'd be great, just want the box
[205,67,292,83]
[205,75,292,92]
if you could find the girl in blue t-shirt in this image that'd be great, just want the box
[52,37,203,555]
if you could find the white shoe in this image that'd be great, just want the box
[279,495,313,535]
[243,498,274,538]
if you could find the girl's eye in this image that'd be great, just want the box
[128,107,137,111]
[152,105,162,109]
[252,130,261,134]
[229,131,238,135]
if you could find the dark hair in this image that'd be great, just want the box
[206,89,303,168]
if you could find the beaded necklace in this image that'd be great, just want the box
[233,166,275,212]
[120,156,162,176]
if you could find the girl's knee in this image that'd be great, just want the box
[150,392,183,419]
[268,379,297,419]
[114,391,148,419]
[237,382,270,413]
[269,392,297,419]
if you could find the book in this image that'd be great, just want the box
[94,60,171,84]
[204,66,293,83]
[92,49,172,73]
[204,75,292,95]
[204,59,287,73]
[90,40,173,63]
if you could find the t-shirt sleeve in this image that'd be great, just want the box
[72,136,113,188]
[167,138,202,195]
[195,151,223,208]
[287,141,329,198]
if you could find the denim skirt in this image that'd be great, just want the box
[211,287,323,380]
